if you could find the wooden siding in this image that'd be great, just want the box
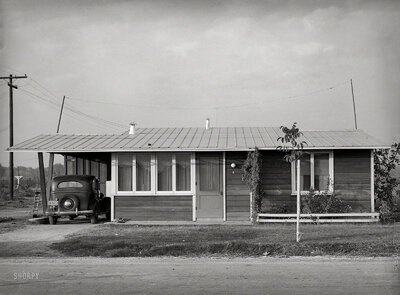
[115,195,193,221]
[260,151,295,213]
[226,152,250,220]
[334,150,371,212]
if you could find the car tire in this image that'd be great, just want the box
[90,205,98,224]
[49,216,57,225]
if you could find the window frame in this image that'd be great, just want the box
[291,151,334,194]
[115,152,194,195]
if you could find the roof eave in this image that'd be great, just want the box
[6,146,391,153]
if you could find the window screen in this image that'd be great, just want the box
[136,154,151,191]
[118,153,132,191]
[157,153,172,191]
[176,154,191,191]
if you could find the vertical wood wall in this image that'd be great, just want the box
[334,150,371,212]
[226,152,250,220]
[115,196,193,221]
[260,151,294,213]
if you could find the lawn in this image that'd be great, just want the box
[51,223,400,257]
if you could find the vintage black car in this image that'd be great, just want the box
[46,175,111,224]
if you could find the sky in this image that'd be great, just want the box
[0,0,399,167]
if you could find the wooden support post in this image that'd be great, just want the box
[47,153,54,201]
[38,152,47,214]
[371,150,375,213]
[296,159,301,242]
[64,155,68,175]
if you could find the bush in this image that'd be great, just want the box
[301,190,352,214]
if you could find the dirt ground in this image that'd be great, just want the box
[0,256,398,295]
[0,220,98,242]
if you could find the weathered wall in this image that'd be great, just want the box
[260,151,295,213]
[115,195,193,221]
[225,152,250,220]
[334,150,371,212]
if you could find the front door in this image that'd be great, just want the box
[196,153,223,220]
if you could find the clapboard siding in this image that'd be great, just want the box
[334,150,371,212]
[226,152,250,220]
[115,196,192,221]
[260,151,295,213]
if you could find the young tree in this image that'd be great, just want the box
[277,123,307,242]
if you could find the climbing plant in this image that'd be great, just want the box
[374,142,400,222]
[242,147,264,221]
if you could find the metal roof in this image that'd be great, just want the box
[7,127,388,153]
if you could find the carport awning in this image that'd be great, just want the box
[6,127,389,153]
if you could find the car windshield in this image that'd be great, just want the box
[57,181,83,188]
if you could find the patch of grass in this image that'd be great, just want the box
[0,241,62,257]
[50,223,400,257]
[0,216,28,234]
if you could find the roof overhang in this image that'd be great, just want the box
[6,146,391,153]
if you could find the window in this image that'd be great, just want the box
[176,154,191,191]
[58,181,83,188]
[157,153,172,191]
[292,152,333,193]
[136,154,151,191]
[116,153,192,194]
[118,153,132,191]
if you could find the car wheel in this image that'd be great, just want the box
[90,213,98,224]
[49,216,57,225]
[90,206,98,224]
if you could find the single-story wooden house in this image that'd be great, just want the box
[8,126,388,222]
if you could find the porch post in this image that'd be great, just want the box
[370,150,375,213]
[38,152,47,214]
[47,153,54,202]
[223,151,226,221]
[191,153,196,221]
[110,153,117,221]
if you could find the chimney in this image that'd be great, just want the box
[205,118,210,130]
[129,122,136,135]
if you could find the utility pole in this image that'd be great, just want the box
[56,96,65,133]
[0,74,27,200]
[350,79,358,130]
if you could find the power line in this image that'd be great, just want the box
[65,81,347,110]
[18,88,126,132]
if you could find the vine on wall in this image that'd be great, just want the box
[242,147,264,221]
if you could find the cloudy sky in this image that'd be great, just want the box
[0,0,399,167]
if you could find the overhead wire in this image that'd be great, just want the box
[18,88,126,132]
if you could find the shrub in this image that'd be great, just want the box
[301,190,352,214]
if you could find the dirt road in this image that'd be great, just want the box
[0,257,398,295]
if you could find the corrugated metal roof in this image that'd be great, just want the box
[7,128,388,152]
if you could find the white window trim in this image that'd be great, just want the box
[291,151,334,195]
[115,152,194,196]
